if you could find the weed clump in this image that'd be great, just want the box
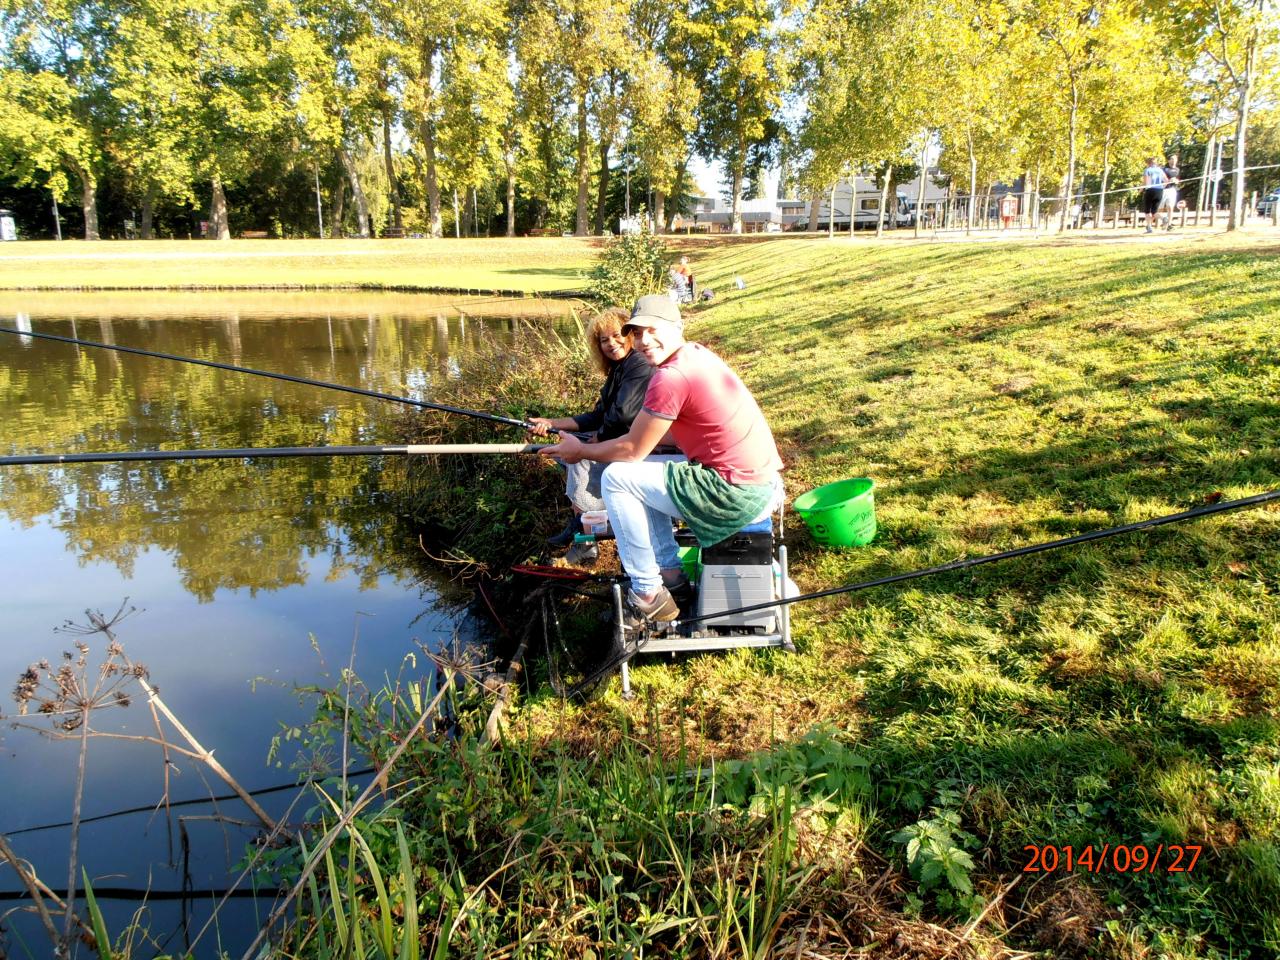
[398,321,598,576]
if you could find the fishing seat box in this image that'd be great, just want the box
[695,524,776,633]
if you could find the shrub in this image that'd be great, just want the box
[586,215,672,308]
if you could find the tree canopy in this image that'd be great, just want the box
[2,0,1275,238]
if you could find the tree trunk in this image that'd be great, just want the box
[382,108,402,233]
[664,161,688,232]
[1228,70,1253,231]
[209,176,230,240]
[332,174,346,237]
[469,186,478,238]
[1059,84,1079,232]
[1198,133,1215,212]
[1032,164,1042,230]
[876,162,891,238]
[1098,136,1111,226]
[966,127,977,235]
[593,137,611,234]
[808,191,821,233]
[827,182,835,236]
[140,181,157,240]
[654,189,665,233]
[78,168,100,241]
[730,154,744,234]
[505,151,516,237]
[341,149,371,238]
[452,188,460,239]
[574,92,590,236]
[419,116,443,238]
[915,142,928,238]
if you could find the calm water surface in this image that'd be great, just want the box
[0,291,567,955]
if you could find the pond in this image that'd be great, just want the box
[0,291,572,956]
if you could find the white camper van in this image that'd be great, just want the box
[792,178,913,230]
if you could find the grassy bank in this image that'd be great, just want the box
[387,232,1278,957]
[63,230,1267,957]
[0,237,600,292]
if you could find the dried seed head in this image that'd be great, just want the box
[13,667,39,707]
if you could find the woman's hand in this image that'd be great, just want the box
[527,417,556,438]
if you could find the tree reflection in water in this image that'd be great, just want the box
[0,291,568,599]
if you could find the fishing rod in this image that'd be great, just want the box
[0,326,550,432]
[0,443,552,467]
[566,488,1280,698]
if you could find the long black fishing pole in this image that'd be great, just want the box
[0,443,551,467]
[678,488,1280,625]
[567,488,1280,698]
[0,326,547,432]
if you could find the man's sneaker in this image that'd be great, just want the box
[564,539,599,566]
[623,586,679,628]
[1145,225,1153,234]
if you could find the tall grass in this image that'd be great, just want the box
[267,673,877,958]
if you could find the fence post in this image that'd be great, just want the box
[1180,206,1187,229]
[1272,202,1278,227]
[1113,208,1120,229]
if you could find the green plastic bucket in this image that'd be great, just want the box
[792,478,876,547]
[678,545,702,581]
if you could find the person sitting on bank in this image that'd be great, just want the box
[670,255,695,302]
[528,307,669,565]
[540,295,783,623]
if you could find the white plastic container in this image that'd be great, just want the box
[580,510,610,537]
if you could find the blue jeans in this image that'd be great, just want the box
[602,462,781,595]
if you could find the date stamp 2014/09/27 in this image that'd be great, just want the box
[1023,844,1202,874]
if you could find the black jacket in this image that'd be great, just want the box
[571,350,654,442]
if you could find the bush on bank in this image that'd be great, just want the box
[398,322,598,576]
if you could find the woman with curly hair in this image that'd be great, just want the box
[528,307,678,564]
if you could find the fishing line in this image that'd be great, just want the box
[565,489,1280,698]
[0,326,548,432]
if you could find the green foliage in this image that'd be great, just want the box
[266,672,864,958]
[399,320,598,573]
[891,785,982,917]
[585,217,672,308]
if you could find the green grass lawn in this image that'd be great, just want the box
[0,236,601,292]
[506,231,1280,957]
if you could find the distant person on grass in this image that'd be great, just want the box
[540,295,783,625]
[1142,157,1167,234]
[1158,154,1180,231]
[671,255,695,302]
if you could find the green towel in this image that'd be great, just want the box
[665,461,775,546]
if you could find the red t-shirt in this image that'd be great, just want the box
[642,343,783,485]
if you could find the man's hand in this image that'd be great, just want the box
[542,430,585,463]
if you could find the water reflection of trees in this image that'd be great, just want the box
[1,310,539,601]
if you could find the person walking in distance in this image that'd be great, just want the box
[1158,154,1180,231]
[1141,157,1167,234]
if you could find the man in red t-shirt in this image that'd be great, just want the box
[542,295,783,623]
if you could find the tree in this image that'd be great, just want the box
[1192,0,1279,228]
[0,0,110,239]
[688,0,790,234]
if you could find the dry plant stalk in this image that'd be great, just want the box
[5,601,280,957]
